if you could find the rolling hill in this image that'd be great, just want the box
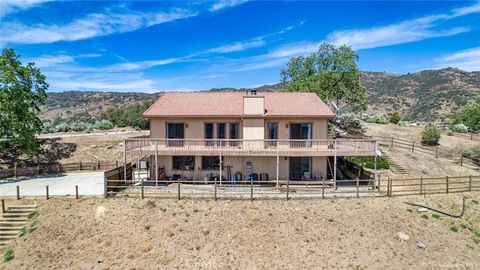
[39,68,480,123]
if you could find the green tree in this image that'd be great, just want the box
[0,49,48,158]
[454,98,480,131]
[389,112,401,124]
[281,43,366,111]
[421,123,441,146]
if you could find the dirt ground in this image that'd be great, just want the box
[1,193,480,269]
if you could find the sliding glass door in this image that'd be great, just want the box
[289,157,311,180]
[166,123,184,146]
[290,123,312,147]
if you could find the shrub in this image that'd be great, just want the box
[389,112,401,124]
[347,156,390,170]
[367,114,389,124]
[421,123,441,146]
[464,145,480,158]
[3,248,14,262]
[447,130,453,136]
[94,120,113,130]
[451,123,468,133]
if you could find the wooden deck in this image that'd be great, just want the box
[125,138,377,157]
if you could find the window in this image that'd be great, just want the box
[166,123,184,147]
[229,123,239,146]
[217,123,226,139]
[290,123,312,147]
[172,156,194,170]
[267,122,278,147]
[202,156,222,170]
[205,123,214,146]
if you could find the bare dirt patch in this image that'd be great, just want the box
[1,194,480,269]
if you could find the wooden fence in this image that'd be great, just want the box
[103,163,134,196]
[436,124,480,142]
[104,174,480,200]
[0,161,120,180]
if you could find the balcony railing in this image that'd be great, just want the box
[125,138,377,157]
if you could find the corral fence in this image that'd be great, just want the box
[0,161,121,180]
[373,135,479,167]
[104,172,480,200]
[435,124,480,142]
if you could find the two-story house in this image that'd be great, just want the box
[124,91,377,185]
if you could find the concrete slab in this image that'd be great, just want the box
[0,172,104,196]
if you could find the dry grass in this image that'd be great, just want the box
[1,193,480,269]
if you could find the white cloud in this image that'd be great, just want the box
[435,47,480,71]
[103,58,185,72]
[206,38,265,54]
[0,0,51,18]
[209,0,248,12]
[0,9,197,45]
[325,1,480,50]
[28,54,74,68]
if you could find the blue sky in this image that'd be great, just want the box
[1,0,479,92]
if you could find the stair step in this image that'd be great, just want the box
[7,205,37,209]
[3,213,29,217]
[2,217,27,221]
[0,221,26,226]
[0,231,19,236]
[0,227,23,231]
[0,236,17,241]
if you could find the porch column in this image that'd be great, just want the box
[333,140,337,189]
[155,140,158,188]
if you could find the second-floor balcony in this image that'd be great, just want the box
[125,138,377,157]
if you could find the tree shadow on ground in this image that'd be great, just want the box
[0,138,77,168]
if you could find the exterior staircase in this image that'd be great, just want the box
[0,205,37,248]
[383,154,408,175]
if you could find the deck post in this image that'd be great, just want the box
[446,176,449,194]
[469,175,472,192]
[420,177,423,195]
[250,178,253,201]
[322,177,325,199]
[219,148,222,186]
[214,176,217,201]
[177,177,181,200]
[286,178,290,201]
[356,178,359,198]
[333,140,337,188]
[123,140,127,184]
[276,152,279,190]
[155,140,158,188]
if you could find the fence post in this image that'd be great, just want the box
[141,178,144,199]
[97,160,100,170]
[13,163,17,179]
[16,185,20,200]
[79,161,82,171]
[356,178,359,198]
[177,178,181,201]
[322,177,325,199]
[460,154,463,166]
[46,185,49,200]
[388,177,392,197]
[469,175,472,192]
[420,177,423,195]
[446,176,449,194]
[250,178,253,201]
[412,142,415,153]
[75,185,79,199]
[471,132,474,140]
[214,176,217,201]
[286,179,290,201]
[435,147,439,159]
[1,199,5,214]
[391,137,394,148]
[104,175,108,198]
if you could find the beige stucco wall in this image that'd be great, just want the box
[149,155,328,181]
[150,117,328,140]
[243,96,264,115]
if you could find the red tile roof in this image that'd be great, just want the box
[143,92,335,118]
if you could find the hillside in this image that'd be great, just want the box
[362,68,480,121]
[39,68,480,122]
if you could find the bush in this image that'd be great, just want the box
[3,248,14,262]
[367,114,389,124]
[347,156,390,170]
[389,112,401,124]
[94,120,113,130]
[447,130,453,136]
[464,145,480,158]
[421,123,441,146]
[451,123,468,133]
